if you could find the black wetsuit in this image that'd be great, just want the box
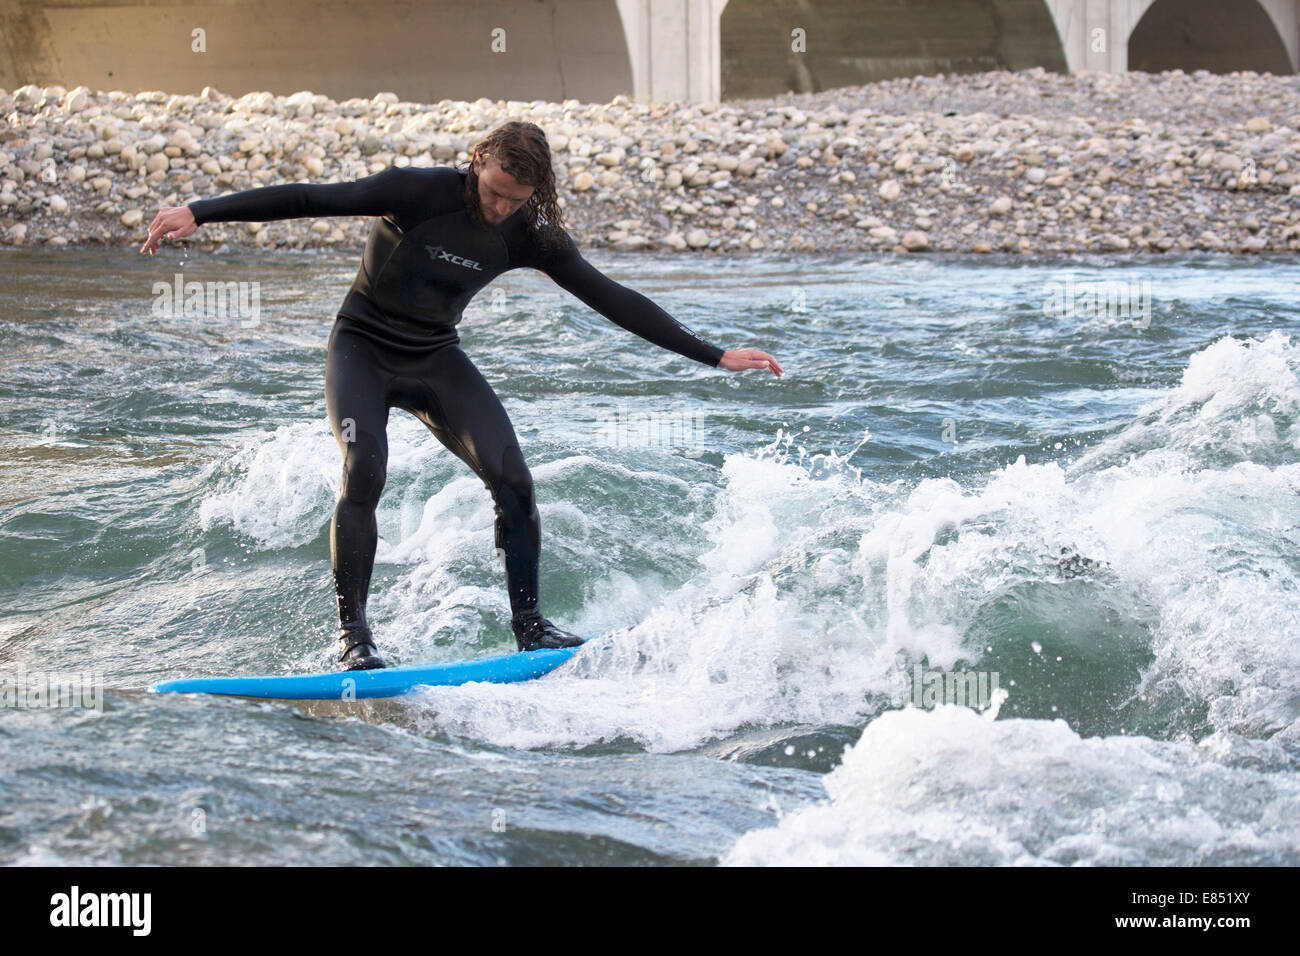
[187,164,725,633]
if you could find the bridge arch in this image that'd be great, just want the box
[718,0,1068,98]
[1129,0,1296,74]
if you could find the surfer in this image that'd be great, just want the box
[140,120,783,670]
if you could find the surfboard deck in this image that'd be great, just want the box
[149,638,594,700]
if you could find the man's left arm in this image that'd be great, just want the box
[537,231,726,368]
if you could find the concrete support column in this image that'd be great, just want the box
[615,0,728,103]
[1258,0,1300,70]
[1045,0,1156,72]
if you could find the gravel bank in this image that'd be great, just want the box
[3,67,1299,255]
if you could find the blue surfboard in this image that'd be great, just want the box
[149,640,592,700]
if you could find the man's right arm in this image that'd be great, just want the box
[187,165,408,225]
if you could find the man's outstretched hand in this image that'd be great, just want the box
[719,348,783,377]
[140,205,198,254]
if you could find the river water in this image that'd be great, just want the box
[1,245,1297,864]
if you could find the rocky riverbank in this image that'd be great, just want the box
[3,67,1299,254]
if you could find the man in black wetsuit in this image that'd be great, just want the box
[140,120,783,671]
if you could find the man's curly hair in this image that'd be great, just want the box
[458,121,568,254]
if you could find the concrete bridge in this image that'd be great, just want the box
[1,0,1296,104]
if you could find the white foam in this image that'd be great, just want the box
[723,706,1300,865]
[196,335,1300,764]
[1071,330,1300,472]
[197,415,442,550]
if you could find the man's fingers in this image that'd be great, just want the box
[139,209,179,253]
[140,221,161,252]
[725,349,783,376]
[752,350,783,376]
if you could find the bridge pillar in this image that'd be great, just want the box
[1044,0,1154,72]
[616,0,728,104]
[1257,0,1300,71]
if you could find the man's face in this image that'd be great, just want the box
[471,154,534,225]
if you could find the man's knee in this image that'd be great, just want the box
[340,431,387,506]
[495,444,534,508]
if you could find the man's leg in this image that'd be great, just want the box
[325,326,391,669]
[403,346,582,651]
